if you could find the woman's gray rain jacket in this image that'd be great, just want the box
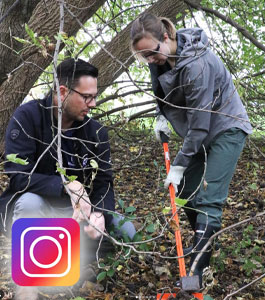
[149,28,252,168]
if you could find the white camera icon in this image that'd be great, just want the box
[20,226,71,278]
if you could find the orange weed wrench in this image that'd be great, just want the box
[157,133,203,300]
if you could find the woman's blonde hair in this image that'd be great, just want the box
[130,13,176,61]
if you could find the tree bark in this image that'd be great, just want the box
[0,0,41,84]
[0,0,107,152]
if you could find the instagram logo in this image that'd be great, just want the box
[12,218,80,286]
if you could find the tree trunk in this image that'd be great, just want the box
[0,0,107,153]
[0,0,41,84]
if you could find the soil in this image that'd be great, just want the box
[0,131,264,300]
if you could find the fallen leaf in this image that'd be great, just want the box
[169,219,179,231]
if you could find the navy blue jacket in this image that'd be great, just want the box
[0,95,114,234]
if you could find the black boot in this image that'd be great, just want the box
[182,204,197,255]
[184,237,220,255]
[189,223,218,288]
[184,203,197,231]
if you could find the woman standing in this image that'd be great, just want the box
[130,14,252,288]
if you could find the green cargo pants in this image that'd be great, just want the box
[179,128,247,229]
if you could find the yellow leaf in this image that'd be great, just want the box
[116,265,123,271]
[167,231,174,240]
[129,146,139,152]
[159,245,167,252]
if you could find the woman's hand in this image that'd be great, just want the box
[164,165,186,193]
[154,114,171,142]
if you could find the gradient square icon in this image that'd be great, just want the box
[12,218,80,286]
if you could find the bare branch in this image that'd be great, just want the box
[93,100,155,120]
[223,273,265,300]
[184,0,265,52]
[96,88,152,106]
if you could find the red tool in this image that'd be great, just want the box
[157,133,203,300]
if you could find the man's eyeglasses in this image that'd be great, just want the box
[70,88,97,104]
[143,43,160,59]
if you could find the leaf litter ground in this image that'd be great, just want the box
[0,131,264,300]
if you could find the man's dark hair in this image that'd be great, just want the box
[56,58,98,88]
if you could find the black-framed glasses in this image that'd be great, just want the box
[70,88,97,104]
[143,43,160,58]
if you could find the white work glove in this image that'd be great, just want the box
[154,114,171,142]
[164,165,187,193]
[84,212,105,240]
[67,180,91,223]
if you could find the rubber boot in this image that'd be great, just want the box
[184,204,197,231]
[182,205,197,255]
[189,223,218,288]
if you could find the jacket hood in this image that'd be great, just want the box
[175,27,209,69]
[157,28,210,98]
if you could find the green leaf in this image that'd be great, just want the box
[146,223,155,233]
[162,206,171,214]
[175,12,183,19]
[122,233,130,243]
[139,242,150,251]
[13,37,31,45]
[97,271,107,282]
[25,24,35,40]
[133,232,143,242]
[56,163,66,176]
[72,298,86,300]
[252,162,259,168]
[25,24,41,47]
[107,268,115,277]
[90,159,98,169]
[118,199,124,209]
[204,296,214,300]
[113,260,120,268]
[6,154,29,165]
[249,183,258,190]
[107,211,119,218]
[175,197,188,207]
[118,217,128,227]
[125,206,136,213]
[66,175,77,182]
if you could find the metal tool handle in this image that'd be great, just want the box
[161,141,186,278]
[159,142,204,300]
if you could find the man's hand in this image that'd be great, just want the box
[154,114,171,142]
[164,165,186,193]
[84,212,105,240]
[67,180,91,223]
